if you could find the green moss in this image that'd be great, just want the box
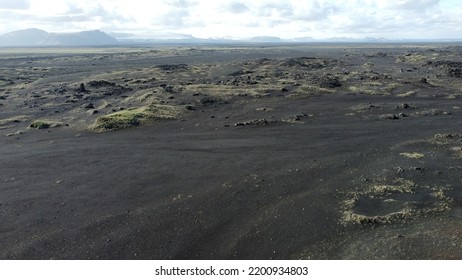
[29,120,62,129]
[92,104,184,132]
[29,121,51,129]
[400,152,425,159]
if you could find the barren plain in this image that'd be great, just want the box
[1,44,461,259]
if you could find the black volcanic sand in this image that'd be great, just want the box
[1,45,462,259]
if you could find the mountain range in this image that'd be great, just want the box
[1,28,462,47]
[0,28,118,46]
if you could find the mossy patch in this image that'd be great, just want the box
[397,53,439,64]
[91,104,184,132]
[429,133,462,158]
[347,86,376,95]
[400,152,425,159]
[29,120,61,129]
[0,115,29,126]
[397,91,417,97]
[341,179,452,225]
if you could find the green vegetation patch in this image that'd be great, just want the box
[92,104,184,132]
[29,120,61,129]
[400,152,425,159]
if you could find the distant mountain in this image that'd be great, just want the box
[108,32,135,39]
[116,37,238,45]
[287,37,316,42]
[41,30,119,46]
[248,36,283,42]
[0,28,119,46]
[0,28,49,46]
[4,29,459,47]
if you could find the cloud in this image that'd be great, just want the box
[308,0,450,38]
[290,1,338,22]
[378,0,440,11]
[157,0,195,27]
[1,0,461,40]
[0,0,30,10]
[0,1,136,34]
[255,2,293,18]
[181,0,462,39]
[227,2,248,14]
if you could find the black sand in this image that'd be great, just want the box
[1,44,461,259]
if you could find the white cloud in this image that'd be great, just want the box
[0,0,30,10]
[0,0,461,40]
[377,0,439,11]
[227,1,249,14]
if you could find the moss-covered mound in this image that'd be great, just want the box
[29,120,61,129]
[91,104,184,132]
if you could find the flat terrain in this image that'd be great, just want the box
[1,44,462,259]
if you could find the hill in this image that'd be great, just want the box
[0,28,119,46]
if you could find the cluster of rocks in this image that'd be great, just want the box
[159,83,175,93]
[396,103,417,109]
[234,118,277,127]
[282,113,311,123]
[74,80,132,97]
[280,57,325,70]
[380,113,409,120]
[199,96,228,106]
[426,61,462,78]
[88,80,116,87]
[415,109,452,116]
[53,84,67,94]
[318,74,342,88]
[434,133,462,139]
[156,64,189,71]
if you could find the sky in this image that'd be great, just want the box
[0,0,461,40]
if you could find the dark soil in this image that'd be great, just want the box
[1,44,461,260]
